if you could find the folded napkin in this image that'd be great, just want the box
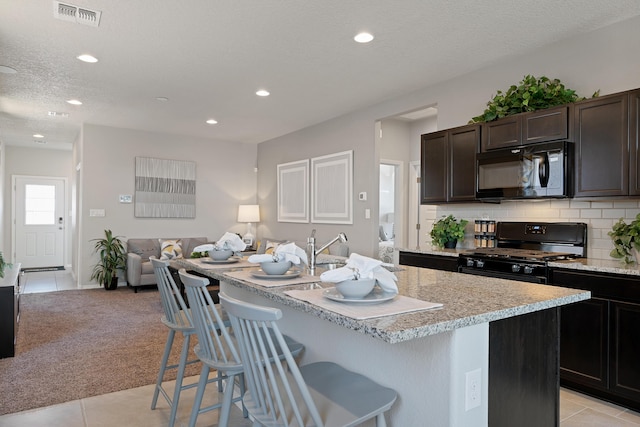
[193,243,214,253]
[320,253,398,294]
[248,242,308,265]
[214,232,247,252]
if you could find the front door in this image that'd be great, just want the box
[13,176,65,268]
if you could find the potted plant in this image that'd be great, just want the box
[0,251,12,279]
[90,229,126,290]
[430,215,469,249]
[469,75,597,123]
[608,214,640,264]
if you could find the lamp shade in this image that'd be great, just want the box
[237,204,260,223]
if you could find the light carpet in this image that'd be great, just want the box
[0,288,201,415]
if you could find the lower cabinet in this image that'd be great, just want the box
[0,264,21,359]
[550,268,640,410]
[398,251,459,272]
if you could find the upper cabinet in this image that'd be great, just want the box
[481,105,572,151]
[421,124,479,204]
[573,92,630,198]
[629,90,640,196]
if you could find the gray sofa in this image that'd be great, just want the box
[126,237,208,292]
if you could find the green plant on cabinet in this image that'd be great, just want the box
[469,75,598,123]
[0,251,12,279]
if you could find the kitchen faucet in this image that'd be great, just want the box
[307,229,348,275]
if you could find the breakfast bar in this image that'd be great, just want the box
[176,259,590,426]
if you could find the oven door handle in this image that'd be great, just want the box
[458,266,547,284]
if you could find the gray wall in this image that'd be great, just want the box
[256,15,640,258]
[77,124,258,286]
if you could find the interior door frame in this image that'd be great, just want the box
[11,174,68,265]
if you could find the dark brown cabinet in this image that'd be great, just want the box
[550,268,640,410]
[421,124,479,204]
[629,90,640,195]
[573,92,629,198]
[398,251,458,271]
[480,105,571,151]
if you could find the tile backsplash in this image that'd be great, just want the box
[423,199,640,260]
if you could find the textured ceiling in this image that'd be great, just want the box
[2,0,640,151]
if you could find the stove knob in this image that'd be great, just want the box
[511,264,522,273]
[524,265,534,274]
[476,260,485,268]
[466,258,475,267]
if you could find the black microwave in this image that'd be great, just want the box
[476,141,573,201]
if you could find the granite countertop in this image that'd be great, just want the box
[399,247,640,277]
[175,258,590,344]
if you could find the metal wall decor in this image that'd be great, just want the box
[134,157,196,218]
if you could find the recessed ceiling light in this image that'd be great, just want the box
[77,54,98,63]
[48,111,69,117]
[33,134,44,138]
[354,32,374,43]
[66,99,82,105]
[256,90,270,97]
[156,97,169,102]
[206,119,218,125]
[0,65,17,74]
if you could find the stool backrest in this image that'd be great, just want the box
[219,292,323,426]
[150,257,191,328]
[179,269,241,368]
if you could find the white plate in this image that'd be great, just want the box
[251,269,302,280]
[323,287,397,304]
[201,256,241,265]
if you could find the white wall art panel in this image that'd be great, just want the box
[311,150,353,224]
[134,157,196,218]
[277,159,309,223]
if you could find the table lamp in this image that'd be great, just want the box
[237,204,260,247]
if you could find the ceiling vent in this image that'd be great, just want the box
[53,1,101,27]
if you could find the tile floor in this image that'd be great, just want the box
[3,269,640,426]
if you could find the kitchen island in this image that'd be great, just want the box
[177,259,590,426]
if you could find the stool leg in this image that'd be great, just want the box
[188,365,210,427]
[218,372,237,427]
[151,329,175,409]
[168,333,191,427]
[376,413,388,427]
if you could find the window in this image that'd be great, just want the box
[25,184,55,225]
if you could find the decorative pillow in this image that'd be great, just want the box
[379,225,389,242]
[160,239,183,260]
[264,240,281,255]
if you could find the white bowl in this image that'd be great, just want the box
[260,260,292,275]
[209,249,233,260]
[335,278,376,299]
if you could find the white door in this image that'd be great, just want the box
[13,176,65,268]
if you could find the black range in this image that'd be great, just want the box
[458,222,587,284]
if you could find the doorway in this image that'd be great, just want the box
[12,176,66,268]
[379,160,405,263]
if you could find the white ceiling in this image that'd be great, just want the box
[2,1,640,151]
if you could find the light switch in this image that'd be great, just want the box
[365,208,371,219]
[90,209,105,217]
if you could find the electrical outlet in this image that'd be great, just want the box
[465,368,481,411]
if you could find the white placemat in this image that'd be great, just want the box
[185,257,255,270]
[224,269,320,287]
[284,288,443,320]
